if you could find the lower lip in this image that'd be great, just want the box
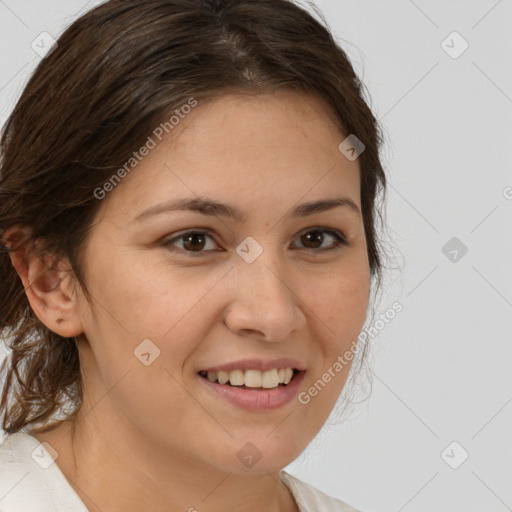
[198,371,305,411]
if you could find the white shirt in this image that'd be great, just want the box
[0,430,361,511]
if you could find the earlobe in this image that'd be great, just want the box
[3,226,84,338]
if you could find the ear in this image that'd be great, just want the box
[3,225,84,338]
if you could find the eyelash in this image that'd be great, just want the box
[161,227,349,257]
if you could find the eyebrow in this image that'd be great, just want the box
[132,196,361,223]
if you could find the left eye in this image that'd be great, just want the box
[292,229,348,251]
[162,228,348,256]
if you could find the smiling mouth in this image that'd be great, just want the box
[198,368,300,390]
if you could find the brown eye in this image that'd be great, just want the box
[162,230,219,256]
[181,233,207,251]
[293,228,348,252]
[300,230,324,249]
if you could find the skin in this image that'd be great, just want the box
[6,88,370,512]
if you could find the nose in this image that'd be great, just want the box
[223,251,306,342]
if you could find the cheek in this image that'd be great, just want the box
[307,265,370,345]
[78,254,212,425]
[80,252,233,397]
[85,250,218,336]
[296,265,369,418]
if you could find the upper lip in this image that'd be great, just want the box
[199,358,306,373]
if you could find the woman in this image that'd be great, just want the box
[0,0,388,510]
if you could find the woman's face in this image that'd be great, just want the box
[74,89,370,472]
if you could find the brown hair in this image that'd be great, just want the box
[0,0,388,435]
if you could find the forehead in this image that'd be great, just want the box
[96,89,360,222]
[176,88,347,148]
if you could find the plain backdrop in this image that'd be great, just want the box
[0,1,511,511]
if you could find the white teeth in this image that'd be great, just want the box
[218,371,229,385]
[202,368,297,388]
[244,369,262,387]
[261,369,279,388]
[229,369,244,386]
[244,370,261,388]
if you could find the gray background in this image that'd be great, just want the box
[1,1,511,511]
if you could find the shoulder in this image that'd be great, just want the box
[281,471,363,512]
[0,430,87,512]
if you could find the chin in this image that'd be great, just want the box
[221,434,306,474]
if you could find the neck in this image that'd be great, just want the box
[31,411,298,512]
